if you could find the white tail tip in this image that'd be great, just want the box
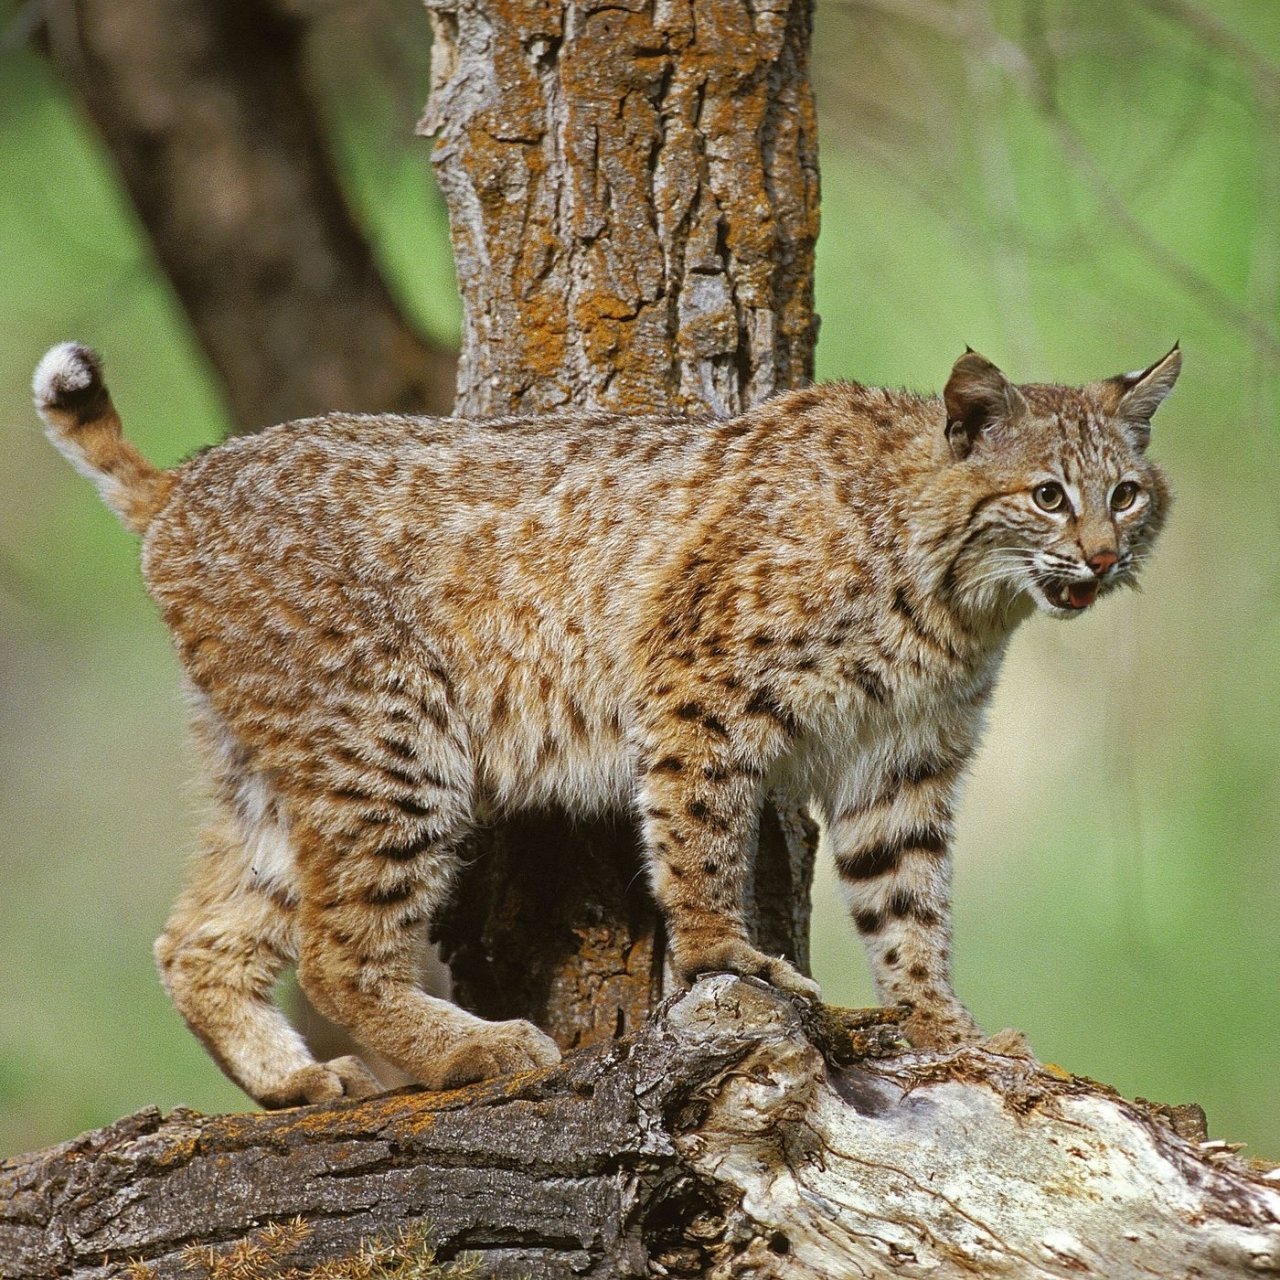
[33,342,102,410]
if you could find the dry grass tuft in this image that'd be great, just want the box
[123,1218,493,1280]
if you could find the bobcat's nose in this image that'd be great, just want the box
[1085,549,1118,577]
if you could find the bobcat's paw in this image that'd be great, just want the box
[260,1055,382,1108]
[980,1026,1037,1060]
[902,1005,983,1052]
[677,938,821,1002]
[427,1020,562,1091]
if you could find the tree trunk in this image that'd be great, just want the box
[420,0,821,1051]
[5,977,1278,1279]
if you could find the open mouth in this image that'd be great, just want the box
[1041,578,1098,611]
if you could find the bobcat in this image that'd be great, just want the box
[34,342,1177,1106]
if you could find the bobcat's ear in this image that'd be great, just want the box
[1091,344,1181,449]
[943,349,1028,461]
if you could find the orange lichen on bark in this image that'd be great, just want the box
[421,0,818,419]
[547,922,660,1048]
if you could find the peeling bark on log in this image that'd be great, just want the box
[4,977,1277,1279]
[420,0,822,1051]
[45,0,457,430]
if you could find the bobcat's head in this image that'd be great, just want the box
[941,346,1178,618]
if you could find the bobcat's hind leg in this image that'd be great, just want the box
[293,829,562,1089]
[289,723,561,1091]
[155,819,380,1108]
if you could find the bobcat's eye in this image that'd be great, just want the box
[1032,481,1066,513]
[1110,481,1140,512]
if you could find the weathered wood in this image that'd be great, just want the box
[419,0,822,1053]
[432,810,665,1050]
[4,977,1277,1279]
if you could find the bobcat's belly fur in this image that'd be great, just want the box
[34,340,1177,1106]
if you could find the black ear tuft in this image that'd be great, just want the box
[1114,343,1181,425]
[942,350,1027,460]
[1090,344,1181,443]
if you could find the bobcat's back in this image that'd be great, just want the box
[139,386,938,814]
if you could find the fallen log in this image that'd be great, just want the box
[3,976,1277,1278]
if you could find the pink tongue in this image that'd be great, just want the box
[1067,581,1098,609]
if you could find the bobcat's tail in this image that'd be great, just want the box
[33,343,175,534]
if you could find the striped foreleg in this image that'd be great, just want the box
[640,736,820,1001]
[829,755,982,1048]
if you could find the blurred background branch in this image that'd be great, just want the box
[38,0,457,431]
[822,0,1280,362]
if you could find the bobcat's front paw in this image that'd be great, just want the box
[426,1019,562,1091]
[676,937,822,1001]
[902,1004,983,1052]
[980,1026,1036,1060]
[260,1055,382,1108]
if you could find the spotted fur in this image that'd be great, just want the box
[34,342,1177,1104]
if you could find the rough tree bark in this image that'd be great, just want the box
[422,0,822,1052]
[4,977,1279,1278]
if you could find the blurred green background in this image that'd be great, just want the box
[1,0,1277,1159]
